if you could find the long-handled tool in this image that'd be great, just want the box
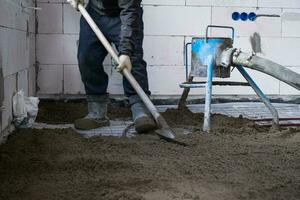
[69,1,184,144]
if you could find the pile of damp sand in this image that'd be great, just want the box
[36,100,261,135]
[0,101,299,200]
[36,100,132,124]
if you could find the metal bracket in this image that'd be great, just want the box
[205,25,235,43]
[232,49,255,66]
[184,42,192,81]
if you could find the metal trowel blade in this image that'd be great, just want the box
[155,127,187,146]
[155,128,175,140]
[154,115,187,146]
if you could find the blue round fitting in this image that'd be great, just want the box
[232,12,240,21]
[240,12,248,21]
[248,12,257,21]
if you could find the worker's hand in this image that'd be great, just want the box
[67,0,84,11]
[116,55,132,73]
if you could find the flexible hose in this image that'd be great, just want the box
[232,52,300,91]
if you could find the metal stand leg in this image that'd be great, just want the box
[236,65,280,127]
[178,42,193,110]
[178,75,194,110]
[203,56,214,132]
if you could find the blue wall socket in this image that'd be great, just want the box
[232,12,257,21]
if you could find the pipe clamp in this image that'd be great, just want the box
[219,48,237,68]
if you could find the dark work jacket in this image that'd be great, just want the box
[88,0,142,56]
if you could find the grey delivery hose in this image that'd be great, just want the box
[233,52,300,91]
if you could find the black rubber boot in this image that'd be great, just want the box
[129,95,157,133]
[74,116,109,130]
[74,95,110,130]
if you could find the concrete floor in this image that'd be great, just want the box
[32,102,300,137]
[182,102,300,119]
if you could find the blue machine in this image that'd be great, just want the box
[184,26,234,80]
[179,25,279,132]
[191,37,232,78]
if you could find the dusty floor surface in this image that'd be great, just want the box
[36,100,132,124]
[1,101,300,200]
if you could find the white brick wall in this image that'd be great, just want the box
[35,0,300,97]
[0,0,36,140]
[0,0,298,140]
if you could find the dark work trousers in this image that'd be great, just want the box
[77,6,150,98]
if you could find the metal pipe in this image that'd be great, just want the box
[205,25,235,43]
[185,43,192,81]
[260,123,300,127]
[178,75,193,109]
[203,56,214,132]
[232,51,300,91]
[236,66,279,126]
[178,43,193,110]
[255,117,300,122]
[179,81,249,88]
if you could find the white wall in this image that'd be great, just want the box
[35,0,300,97]
[0,0,36,141]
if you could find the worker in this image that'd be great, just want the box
[68,0,157,133]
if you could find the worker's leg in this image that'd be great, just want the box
[123,10,150,97]
[109,9,156,133]
[75,8,110,130]
[77,8,109,95]
[127,9,156,133]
